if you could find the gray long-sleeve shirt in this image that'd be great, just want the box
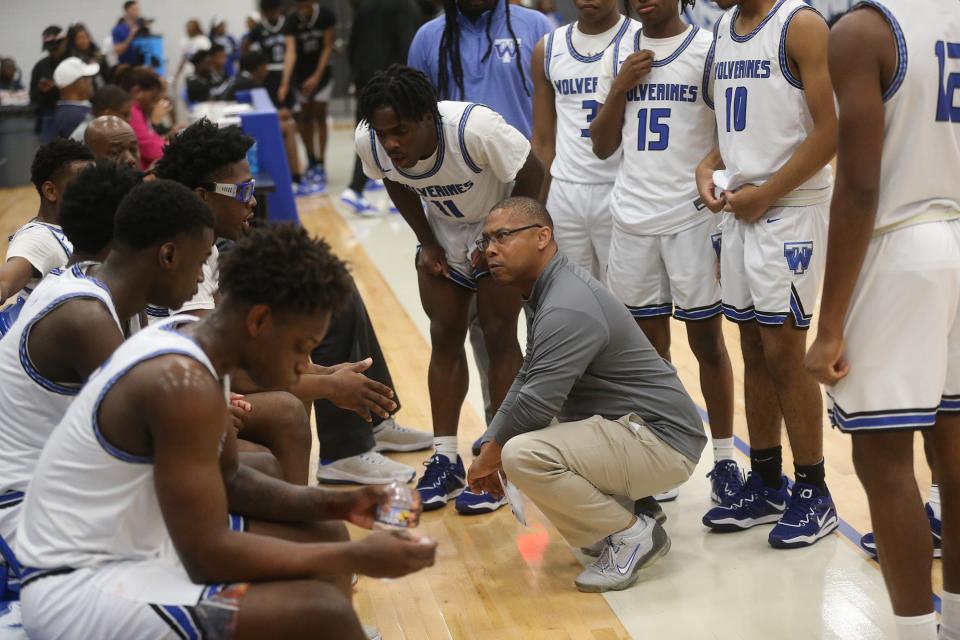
[485,252,707,463]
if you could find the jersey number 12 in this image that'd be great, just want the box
[936,41,960,123]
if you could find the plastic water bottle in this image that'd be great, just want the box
[374,482,417,531]
[246,140,259,175]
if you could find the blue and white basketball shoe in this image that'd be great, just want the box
[416,454,466,511]
[702,472,789,531]
[768,482,838,548]
[707,459,746,504]
[859,503,941,557]
[455,489,507,515]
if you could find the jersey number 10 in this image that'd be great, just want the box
[724,86,748,132]
[936,41,960,123]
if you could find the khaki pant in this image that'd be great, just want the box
[501,414,695,547]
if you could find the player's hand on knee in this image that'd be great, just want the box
[417,242,449,277]
[328,362,397,420]
[804,334,850,385]
[353,530,438,578]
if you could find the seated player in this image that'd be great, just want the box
[355,65,544,514]
[0,139,93,334]
[0,167,209,556]
[220,50,269,101]
[467,198,706,593]
[153,119,420,484]
[84,115,141,170]
[16,225,438,640]
[70,84,133,142]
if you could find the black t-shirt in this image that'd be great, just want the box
[246,17,289,68]
[284,4,337,81]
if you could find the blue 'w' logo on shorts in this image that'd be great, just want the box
[783,242,813,275]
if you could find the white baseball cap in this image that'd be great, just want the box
[53,57,100,88]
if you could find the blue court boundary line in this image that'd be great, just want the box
[693,405,943,613]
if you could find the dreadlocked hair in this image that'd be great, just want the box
[438,0,530,100]
[358,65,441,126]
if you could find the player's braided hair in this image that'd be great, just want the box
[438,0,530,100]
[359,65,441,126]
[623,0,695,17]
[219,223,353,317]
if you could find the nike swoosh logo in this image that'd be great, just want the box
[616,544,643,575]
[766,500,786,510]
[766,218,782,223]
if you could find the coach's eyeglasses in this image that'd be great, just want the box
[201,179,257,205]
[475,224,544,252]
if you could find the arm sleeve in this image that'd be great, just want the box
[486,307,610,444]
[595,46,616,104]
[6,226,69,276]
[353,122,386,181]
[462,106,531,183]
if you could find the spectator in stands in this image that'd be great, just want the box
[84,116,141,170]
[43,57,99,143]
[67,23,111,86]
[175,19,212,83]
[209,16,240,77]
[186,50,216,103]
[112,1,144,66]
[29,26,68,134]
[114,65,167,169]
[70,85,132,141]
[1,58,24,91]
[219,50,268,101]
[339,0,424,212]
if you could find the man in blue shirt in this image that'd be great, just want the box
[112,1,143,66]
[408,0,553,139]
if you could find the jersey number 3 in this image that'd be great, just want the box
[581,100,600,138]
[936,41,960,123]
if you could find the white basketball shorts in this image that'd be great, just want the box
[546,178,613,281]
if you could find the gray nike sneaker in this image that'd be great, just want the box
[574,518,671,593]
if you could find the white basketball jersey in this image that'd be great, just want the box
[863,0,960,235]
[356,101,530,225]
[15,316,221,573]
[6,221,72,299]
[0,265,120,543]
[607,22,717,234]
[710,0,832,193]
[545,17,631,184]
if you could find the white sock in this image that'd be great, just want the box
[713,437,735,463]
[941,591,960,639]
[892,613,938,640]
[613,514,652,542]
[930,484,942,520]
[433,436,458,461]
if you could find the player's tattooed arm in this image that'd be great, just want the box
[531,38,557,203]
[805,7,891,386]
